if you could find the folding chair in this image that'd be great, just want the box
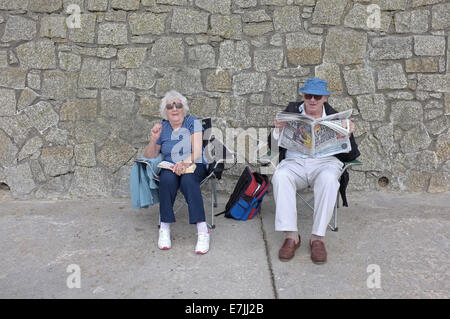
[258,150,361,232]
[295,159,362,232]
[164,118,236,229]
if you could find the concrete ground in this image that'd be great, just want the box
[0,189,449,299]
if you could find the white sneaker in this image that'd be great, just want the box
[195,231,210,255]
[158,228,171,250]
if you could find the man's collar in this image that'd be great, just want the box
[298,103,326,118]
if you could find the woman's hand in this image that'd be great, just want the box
[172,161,191,176]
[151,123,162,141]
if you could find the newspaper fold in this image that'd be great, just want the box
[276,109,353,158]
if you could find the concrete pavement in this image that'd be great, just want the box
[0,189,449,299]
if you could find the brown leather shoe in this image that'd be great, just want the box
[278,235,301,261]
[310,240,327,264]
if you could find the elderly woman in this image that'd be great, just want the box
[143,90,210,254]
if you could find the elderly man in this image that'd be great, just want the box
[271,78,360,264]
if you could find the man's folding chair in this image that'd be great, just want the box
[167,118,236,229]
[295,160,362,231]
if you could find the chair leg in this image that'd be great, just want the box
[328,193,339,232]
[209,178,216,229]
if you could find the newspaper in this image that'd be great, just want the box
[276,109,353,158]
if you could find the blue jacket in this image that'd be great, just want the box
[130,154,163,209]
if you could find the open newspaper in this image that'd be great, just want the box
[276,109,353,158]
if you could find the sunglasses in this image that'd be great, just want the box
[304,94,323,100]
[166,102,183,110]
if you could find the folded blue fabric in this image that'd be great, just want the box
[130,154,163,209]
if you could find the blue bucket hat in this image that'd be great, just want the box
[299,78,331,95]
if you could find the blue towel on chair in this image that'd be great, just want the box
[130,154,163,209]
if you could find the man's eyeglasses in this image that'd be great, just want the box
[166,102,183,110]
[304,94,323,100]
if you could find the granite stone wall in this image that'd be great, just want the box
[0,0,448,199]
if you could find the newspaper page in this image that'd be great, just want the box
[276,109,353,158]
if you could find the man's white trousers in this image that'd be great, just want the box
[271,157,342,237]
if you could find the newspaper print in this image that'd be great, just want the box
[276,109,353,158]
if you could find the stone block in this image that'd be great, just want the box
[41,71,78,100]
[5,163,36,196]
[254,49,284,72]
[242,10,272,23]
[312,0,347,26]
[79,57,110,89]
[97,138,136,172]
[98,23,128,45]
[0,113,32,145]
[195,0,231,14]
[171,8,209,34]
[40,16,67,38]
[218,96,247,127]
[0,0,29,10]
[377,64,408,90]
[100,89,136,118]
[243,22,274,36]
[17,88,38,111]
[431,3,450,30]
[1,16,37,42]
[400,124,431,153]
[74,143,96,167]
[235,0,257,7]
[218,40,251,71]
[344,3,391,32]
[16,39,57,70]
[117,47,147,68]
[189,97,218,118]
[394,9,429,33]
[87,0,108,11]
[209,14,242,40]
[129,12,167,35]
[188,45,216,69]
[111,70,126,87]
[68,14,97,44]
[24,101,59,133]
[0,68,26,89]
[0,88,16,116]
[371,0,408,10]
[59,52,82,72]
[205,70,232,93]
[18,136,43,161]
[273,6,302,32]
[269,78,298,106]
[60,99,97,121]
[315,63,342,94]
[139,94,161,117]
[155,68,203,96]
[247,105,284,127]
[286,32,323,65]
[148,37,184,67]
[391,101,423,124]
[111,0,140,10]
[343,68,375,95]
[370,37,412,60]
[356,94,387,122]
[69,167,112,197]
[405,57,439,73]
[232,72,267,96]
[126,67,158,90]
[156,0,188,5]
[28,0,62,12]
[324,29,367,65]
[428,174,448,193]
[40,146,74,177]
[414,36,446,56]
[417,74,450,93]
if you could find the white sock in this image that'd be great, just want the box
[160,222,171,231]
[197,222,209,234]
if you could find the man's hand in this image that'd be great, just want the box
[274,118,287,132]
[342,120,355,134]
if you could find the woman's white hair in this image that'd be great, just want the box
[160,90,189,120]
